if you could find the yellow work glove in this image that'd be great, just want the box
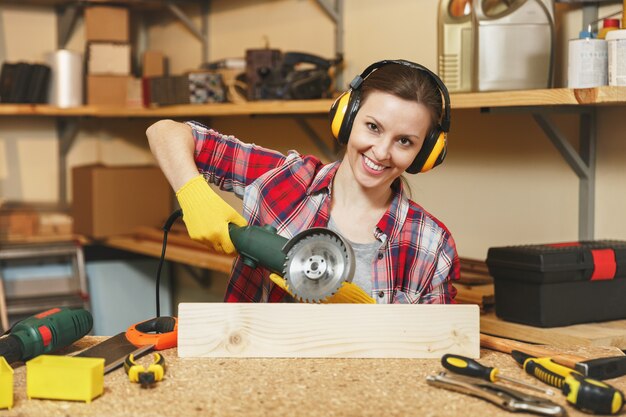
[269,273,375,303]
[176,175,247,255]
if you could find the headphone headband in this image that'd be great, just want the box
[352,59,451,132]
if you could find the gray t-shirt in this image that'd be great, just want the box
[327,217,381,296]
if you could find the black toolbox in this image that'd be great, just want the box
[486,240,626,327]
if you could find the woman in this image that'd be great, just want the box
[146,60,459,304]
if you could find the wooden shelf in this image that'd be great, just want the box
[0,99,336,118]
[1,0,196,9]
[1,87,624,118]
[451,86,626,109]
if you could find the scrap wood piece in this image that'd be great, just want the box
[480,311,626,348]
[105,235,234,273]
[459,257,493,285]
[178,303,480,359]
[132,226,208,251]
[455,284,495,308]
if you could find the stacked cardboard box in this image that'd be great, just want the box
[71,164,172,238]
[84,6,140,107]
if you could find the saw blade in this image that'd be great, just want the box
[283,231,354,303]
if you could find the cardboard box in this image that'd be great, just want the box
[87,42,131,75]
[87,75,131,106]
[142,50,165,78]
[71,164,172,238]
[0,208,38,240]
[85,6,129,42]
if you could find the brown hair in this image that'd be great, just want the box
[359,63,443,131]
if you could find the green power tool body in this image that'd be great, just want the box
[228,224,355,302]
[0,307,93,364]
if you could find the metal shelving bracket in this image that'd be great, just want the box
[486,106,597,240]
[57,117,80,209]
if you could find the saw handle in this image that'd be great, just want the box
[228,223,289,273]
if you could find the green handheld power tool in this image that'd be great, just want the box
[228,224,355,302]
[0,307,93,364]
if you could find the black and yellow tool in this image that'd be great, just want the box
[512,350,625,415]
[124,352,166,388]
[441,353,555,396]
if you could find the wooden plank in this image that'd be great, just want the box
[480,312,626,348]
[178,303,480,358]
[105,236,234,273]
[0,87,624,118]
[459,257,493,285]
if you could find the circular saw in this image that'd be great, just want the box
[229,225,354,302]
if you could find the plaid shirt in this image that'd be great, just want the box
[189,121,459,304]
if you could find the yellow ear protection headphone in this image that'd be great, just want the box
[329,59,451,174]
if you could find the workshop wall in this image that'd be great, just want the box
[1,0,625,263]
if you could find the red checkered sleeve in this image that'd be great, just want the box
[187,121,286,197]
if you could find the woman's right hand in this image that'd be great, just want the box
[176,176,247,255]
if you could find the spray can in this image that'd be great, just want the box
[567,29,608,88]
[606,29,626,86]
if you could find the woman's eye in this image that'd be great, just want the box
[399,137,413,146]
[366,122,378,132]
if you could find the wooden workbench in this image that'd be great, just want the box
[4,337,626,417]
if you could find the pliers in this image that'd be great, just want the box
[426,372,567,416]
[124,352,166,388]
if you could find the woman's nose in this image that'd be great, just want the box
[372,138,392,161]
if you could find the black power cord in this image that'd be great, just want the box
[156,209,183,317]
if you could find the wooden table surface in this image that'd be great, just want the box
[4,337,626,417]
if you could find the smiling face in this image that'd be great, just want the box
[343,90,431,192]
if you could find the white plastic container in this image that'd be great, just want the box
[606,29,626,86]
[438,0,474,92]
[567,37,608,88]
[46,50,83,108]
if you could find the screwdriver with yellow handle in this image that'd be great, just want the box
[441,353,555,396]
[512,350,625,415]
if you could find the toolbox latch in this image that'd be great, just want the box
[590,249,617,281]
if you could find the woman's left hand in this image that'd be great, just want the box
[269,273,375,303]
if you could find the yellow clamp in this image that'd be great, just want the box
[124,353,166,388]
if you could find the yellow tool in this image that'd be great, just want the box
[124,352,166,388]
[441,353,555,396]
[512,350,625,415]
